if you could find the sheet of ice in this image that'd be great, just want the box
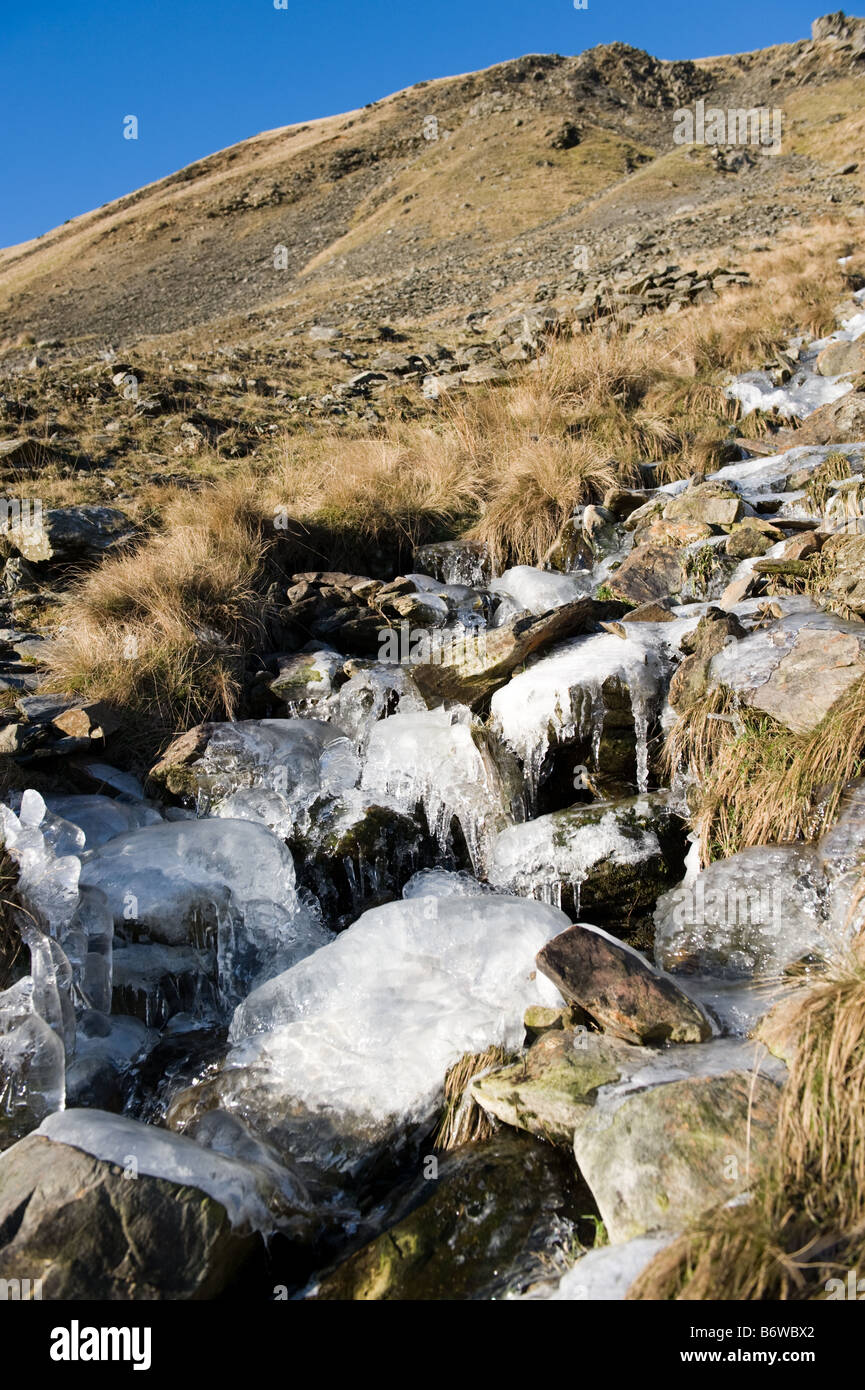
[726,368,851,420]
[361,705,520,873]
[80,818,331,1004]
[220,895,569,1169]
[44,795,162,849]
[490,567,592,617]
[67,763,148,801]
[31,1109,280,1232]
[489,632,665,798]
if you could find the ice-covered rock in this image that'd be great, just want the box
[80,818,330,1006]
[487,794,684,917]
[654,844,827,977]
[489,566,592,622]
[361,705,523,873]
[489,631,666,799]
[178,894,570,1179]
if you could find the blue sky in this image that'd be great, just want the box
[0,0,823,248]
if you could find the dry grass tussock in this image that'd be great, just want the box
[665,677,865,863]
[434,1045,513,1151]
[47,479,269,751]
[629,926,865,1300]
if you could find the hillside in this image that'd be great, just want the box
[2,11,865,1312]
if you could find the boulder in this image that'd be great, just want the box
[471,1029,654,1145]
[815,339,865,378]
[0,506,135,565]
[708,615,865,734]
[536,923,712,1044]
[663,482,742,529]
[572,1069,779,1242]
[0,1128,259,1299]
[487,793,686,919]
[310,1133,585,1300]
[607,544,682,605]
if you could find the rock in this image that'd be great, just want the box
[603,488,649,521]
[638,518,713,549]
[621,599,677,624]
[546,1233,674,1300]
[790,392,865,446]
[725,526,774,559]
[409,597,628,708]
[487,793,686,919]
[607,544,682,605]
[0,1129,258,1299]
[572,1070,778,1242]
[269,646,344,708]
[0,438,52,473]
[471,1029,653,1145]
[822,534,865,615]
[669,609,746,710]
[309,1133,585,1300]
[663,482,742,528]
[815,339,865,378]
[543,516,595,573]
[708,615,865,734]
[148,723,215,796]
[0,506,135,565]
[536,923,712,1044]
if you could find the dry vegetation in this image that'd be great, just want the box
[629,927,865,1300]
[42,221,863,751]
[666,677,865,863]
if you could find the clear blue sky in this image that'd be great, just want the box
[0,0,825,248]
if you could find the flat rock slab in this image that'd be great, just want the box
[536,923,712,1044]
[409,597,627,707]
[573,1071,778,1243]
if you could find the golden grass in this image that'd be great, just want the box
[46,478,269,754]
[665,677,865,863]
[434,1045,513,1151]
[629,930,865,1300]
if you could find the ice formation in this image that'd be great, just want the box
[490,632,665,798]
[487,803,663,910]
[361,704,521,873]
[80,818,331,1005]
[489,566,592,620]
[217,894,569,1171]
[187,718,360,837]
[32,1109,283,1232]
[0,976,66,1141]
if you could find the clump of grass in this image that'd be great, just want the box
[628,930,865,1300]
[434,1045,515,1151]
[46,477,269,756]
[806,451,854,515]
[666,677,865,862]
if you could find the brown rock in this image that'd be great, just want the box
[607,545,682,606]
[536,924,712,1045]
